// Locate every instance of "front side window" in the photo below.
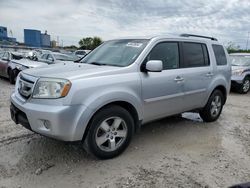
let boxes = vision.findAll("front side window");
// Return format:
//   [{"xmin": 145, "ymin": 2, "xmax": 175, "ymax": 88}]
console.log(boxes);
[
  {"xmin": 212, "ymin": 44, "xmax": 227, "ymax": 65},
  {"xmin": 145, "ymin": 42, "xmax": 179, "ymax": 70},
  {"xmin": 80, "ymin": 39, "xmax": 149, "ymax": 67},
  {"xmin": 182, "ymin": 42, "xmax": 209, "ymax": 68}
]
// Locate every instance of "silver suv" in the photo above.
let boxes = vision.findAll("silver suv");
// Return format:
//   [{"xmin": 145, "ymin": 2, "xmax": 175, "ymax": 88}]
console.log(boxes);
[
  {"xmin": 230, "ymin": 53, "xmax": 250, "ymax": 94},
  {"xmin": 10, "ymin": 34, "xmax": 231, "ymax": 159}
]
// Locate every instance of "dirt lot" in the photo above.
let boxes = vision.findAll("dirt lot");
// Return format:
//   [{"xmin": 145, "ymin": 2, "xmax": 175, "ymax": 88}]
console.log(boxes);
[{"xmin": 0, "ymin": 77, "xmax": 249, "ymax": 188}]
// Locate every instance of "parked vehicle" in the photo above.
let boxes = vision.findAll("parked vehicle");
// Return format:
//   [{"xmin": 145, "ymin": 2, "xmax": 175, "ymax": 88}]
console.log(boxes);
[
  {"xmin": 74, "ymin": 50, "xmax": 91, "ymax": 58},
  {"xmin": 230, "ymin": 53, "xmax": 250, "ymax": 93},
  {"xmin": 0, "ymin": 51, "xmax": 47, "ymax": 84},
  {"xmin": 38, "ymin": 52, "xmax": 78, "ymax": 64},
  {"xmin": 10, "ymin": 34, "xmax": 231, "ymax": 159}
]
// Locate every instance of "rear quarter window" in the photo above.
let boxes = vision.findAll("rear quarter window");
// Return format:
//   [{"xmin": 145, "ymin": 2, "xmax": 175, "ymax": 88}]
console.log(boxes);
[{"xmin": 212, "ymin": 44, "xmax": 227, "ymax": 65}]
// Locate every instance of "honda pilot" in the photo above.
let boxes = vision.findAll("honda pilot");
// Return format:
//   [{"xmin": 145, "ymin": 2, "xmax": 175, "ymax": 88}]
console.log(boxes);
[{"xmin": 10, "ymin": 34, "xmax": 231, "ymax": 159}]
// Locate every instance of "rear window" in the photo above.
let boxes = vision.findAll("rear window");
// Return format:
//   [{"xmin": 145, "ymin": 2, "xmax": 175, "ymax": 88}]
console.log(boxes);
[
  {"xmin": 212, "ymin": 44, "xmax": 227, "ymax": 65},
  {"xmin": 182, "ymin": 42, "xmax": 209, "ymax": 68}
]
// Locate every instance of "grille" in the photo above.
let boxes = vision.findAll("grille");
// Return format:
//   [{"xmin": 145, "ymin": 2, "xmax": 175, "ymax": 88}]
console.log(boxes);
[{"xmin": 18, "ymin": 74, "xmax": 35, "ymax": 99}]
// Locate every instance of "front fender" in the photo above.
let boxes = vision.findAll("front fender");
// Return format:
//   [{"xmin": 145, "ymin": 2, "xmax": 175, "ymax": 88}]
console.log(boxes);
[{"xmin": 71, "ymin": 90, "xmax": 143, "ymax": 141}]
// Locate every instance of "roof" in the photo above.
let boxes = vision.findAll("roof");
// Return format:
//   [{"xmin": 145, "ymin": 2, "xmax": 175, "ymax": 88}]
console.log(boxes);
[
  {"xmin": 229, "ymin": 53, "xmax": 250, "ymax": 56},
  {"xmin": 111, "ymin": 34, "xmax": 221, "ymax": 44}
]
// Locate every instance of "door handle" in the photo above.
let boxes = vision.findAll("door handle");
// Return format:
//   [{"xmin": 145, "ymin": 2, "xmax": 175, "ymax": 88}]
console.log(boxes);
[
  {"xmin": 174, "ymin": 76, "xmax": 184, "ymax": 82},
  {"xmin": 206, "ymin": 72, "xmax": 213, "ymax": 77}
]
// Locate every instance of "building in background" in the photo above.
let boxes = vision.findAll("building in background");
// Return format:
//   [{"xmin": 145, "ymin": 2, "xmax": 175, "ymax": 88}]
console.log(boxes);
[
  {"xmin": 24, "ymin": 29, "xmax": 51, "ymax": 48},
  {"xmin": 41, "ymin": 31, "xmax": 51, "ymax": 47},
  {"xmin": 24, "ymin": 29, "xmax": 41, "ymax": 47},
  {"xmin": 0, "ymin": 26, "xmax": 7, "ymax": 38},
  {"xmin": 51, "ymin": 40, "xmax": 57, "ymax": 48},
  {"xmin": 0, "ymin": 26, "xmax": 17, "ymax": 44}
]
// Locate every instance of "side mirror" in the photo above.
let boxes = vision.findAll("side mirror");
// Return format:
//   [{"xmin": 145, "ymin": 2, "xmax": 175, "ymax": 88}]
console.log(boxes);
[{"xmin": 145, "ymin": 60, "xmax": 163, "ymax": 72}]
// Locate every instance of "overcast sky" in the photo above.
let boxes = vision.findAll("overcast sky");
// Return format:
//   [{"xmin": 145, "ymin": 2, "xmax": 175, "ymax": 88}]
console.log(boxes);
[{"xmin": 0, "ymin": 0, "xmax": 250, "ymax": 47}]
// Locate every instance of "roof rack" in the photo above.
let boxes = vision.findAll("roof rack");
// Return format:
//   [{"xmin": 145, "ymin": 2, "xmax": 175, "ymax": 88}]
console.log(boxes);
[{"xmin": 180, "ymin": 34, "xmax": 218, "ymax": 41}]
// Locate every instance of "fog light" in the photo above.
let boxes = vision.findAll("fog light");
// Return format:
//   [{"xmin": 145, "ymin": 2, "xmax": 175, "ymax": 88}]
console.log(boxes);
[{"xmin": 43, "ymin": 120, "xmax": 51, "ymax": 129}]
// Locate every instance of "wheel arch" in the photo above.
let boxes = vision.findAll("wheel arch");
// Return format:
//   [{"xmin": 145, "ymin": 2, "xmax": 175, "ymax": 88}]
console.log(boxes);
[
  {"xmin": 81, "ymin": 100, "xmax": 141, "ymax": 142},
  {"xmin": 211, "ymin": 85, "xmax": 227, "ymax": 104}
]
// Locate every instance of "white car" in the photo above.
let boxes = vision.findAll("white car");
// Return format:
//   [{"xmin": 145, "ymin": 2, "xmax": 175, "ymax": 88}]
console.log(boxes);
[
  {"xmin": 74, "ymin": 50, "xmax": 91, "ymax": 58},
  {"xmin": 38, "ymin": 52, "xmax": 77, "ymax": 64}
]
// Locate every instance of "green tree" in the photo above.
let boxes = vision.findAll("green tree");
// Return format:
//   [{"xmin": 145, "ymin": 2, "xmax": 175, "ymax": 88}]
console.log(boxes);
[
  {"xmin": 78, "ymin": 36, "xmax": 103, "ymax": 50},
  {"xmin": 226, "ymin": 42, "xmax": 240, "ymax": 53}
]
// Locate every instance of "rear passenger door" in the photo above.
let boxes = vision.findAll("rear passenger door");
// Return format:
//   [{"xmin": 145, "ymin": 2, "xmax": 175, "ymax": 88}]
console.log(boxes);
[
  {"xmin": 180, "ymin": 42, "xmax": 212, "ymax": 110},
  {"xmin": 141, "ymin": 42, "xmax": 185, "ymax": 122}
]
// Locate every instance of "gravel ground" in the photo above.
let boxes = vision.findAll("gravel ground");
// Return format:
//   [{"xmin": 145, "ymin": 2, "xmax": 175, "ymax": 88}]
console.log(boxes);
[{"xmin": 0, "ymin": 77, "xmax": 250, "ymax": 188}]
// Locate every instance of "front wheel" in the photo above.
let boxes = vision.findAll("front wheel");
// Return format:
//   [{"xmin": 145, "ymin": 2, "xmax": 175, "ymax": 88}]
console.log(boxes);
[
  {"xmin": 199, "ymin": 90, "xmax": 224, "ymax": 122},
  {"xmin": 239, "ymin": 77, "xmax": 250, "ymax": 94},
  {"xmin": 84, "ymin": 105, "xmax": 134, "ymax": 159},
  {"xmin": 8, "ymin": 69, "xmax": 16, "ymax": 84}
]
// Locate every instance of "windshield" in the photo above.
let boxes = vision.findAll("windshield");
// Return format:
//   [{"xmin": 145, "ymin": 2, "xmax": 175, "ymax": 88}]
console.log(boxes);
[
  {"xmin": 230, "ymin": 55, "xmax": 250, "ymax": 66},
  {"xmin": 80, "ymin": 39, "xmax": 149, "ymax": 67},
  {"xmin": 53, "ymin": 54, "xmax": 77, "ymax": 61}
]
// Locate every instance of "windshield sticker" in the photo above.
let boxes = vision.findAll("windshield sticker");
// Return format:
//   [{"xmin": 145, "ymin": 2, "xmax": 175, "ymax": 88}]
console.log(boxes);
[{"xmin": 126, "ymin": 42, "xmax": 143, "ymax": 48}]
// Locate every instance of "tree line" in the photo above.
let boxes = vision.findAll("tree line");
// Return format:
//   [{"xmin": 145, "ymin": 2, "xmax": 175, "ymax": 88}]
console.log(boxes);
[{"xmin": 78, "ymin": 36, "xmax": 103, "ymax": 50}]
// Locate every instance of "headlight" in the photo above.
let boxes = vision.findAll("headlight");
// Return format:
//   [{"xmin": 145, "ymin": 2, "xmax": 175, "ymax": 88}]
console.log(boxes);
[
  {"xmin": 232, "ymin": 69, "xmax": 244, "ymax": 76},
  {"xmin": 33, "ymin": 78, "xmax": 71, "ymax": 99}
]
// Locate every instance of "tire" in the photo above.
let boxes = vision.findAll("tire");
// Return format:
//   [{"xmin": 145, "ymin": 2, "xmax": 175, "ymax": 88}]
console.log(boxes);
[
  {"xmin": 239, "ymin": 77, "xmax": 250, "ymax": 94},
  {"xmin": 84, "ymin": 105, "xmax": 134, "ymax": 159},
  {"xmin": 8, "ymin": 69, "xmax": 16, "ymax": 85},
  {"xmin": 199, "ymin": 90, "xmax": 224, "ymax": 122}
]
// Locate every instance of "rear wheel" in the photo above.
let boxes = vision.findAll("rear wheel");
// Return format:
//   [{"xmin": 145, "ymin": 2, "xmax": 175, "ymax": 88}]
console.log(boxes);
[
  {"xmin": 239, "ymin": 77, "xmax": 250, "ymax": 94},
  {"xmin": 199, "ymin": 90, "xmax": 224, "ymax": 122},
  {"xmin": 84, "ymin": 105, "xmax": 134, "ymax": 159}
]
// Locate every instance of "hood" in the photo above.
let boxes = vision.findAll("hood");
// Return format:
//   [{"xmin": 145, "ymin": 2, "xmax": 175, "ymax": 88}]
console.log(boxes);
[
  {"xmin": 231, "ymin": 65, "xmax": 250, "ymax": 71},
  {"xmin": 55, "ymin": 60, "xmax": 74, "ymax": 64},
  {"xmin": 22, "ymin": 63, "xmax": 122, "ymax": 80},
  {"xmin": 13, "ymin": 59, "xmax": 48, "ymax": 68}
]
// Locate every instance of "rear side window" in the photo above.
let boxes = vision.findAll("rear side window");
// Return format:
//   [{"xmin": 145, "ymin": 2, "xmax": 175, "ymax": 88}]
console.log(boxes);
[
  {"xmin": 212, "ymin": 44, "xmax": 227, "ymax": 65},
  {"xmin": 146, "ymin": 42, "xmax": 179, "ymax": 70},
  {"xmin": 182, "ymin": 42, "xmax": 209, "ymax": 68}
]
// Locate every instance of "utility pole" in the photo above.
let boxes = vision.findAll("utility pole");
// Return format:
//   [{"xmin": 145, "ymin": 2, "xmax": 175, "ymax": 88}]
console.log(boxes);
[{"xmin": 246, "ymin": 32, "xmax": 250, "ymax": 51}]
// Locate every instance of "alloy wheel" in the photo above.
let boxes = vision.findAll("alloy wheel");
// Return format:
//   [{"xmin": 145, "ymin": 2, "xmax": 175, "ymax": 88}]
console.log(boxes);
[
  {"xmin": 95, "ymin": 117, "xmax": 128, "ymax": 152},
  {"xmin": 210, "ymin": 95, "xmax": 222, "ymax": 117},
  {"xmin": 243, "ymin": 79, "xmax": 250, "ymax": 93}
]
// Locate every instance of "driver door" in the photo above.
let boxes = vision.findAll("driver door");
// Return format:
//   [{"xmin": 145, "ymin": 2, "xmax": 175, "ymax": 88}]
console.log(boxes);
[{"xmin": 141, "ymin": 42, "xmax": 185, "ymax": 122}]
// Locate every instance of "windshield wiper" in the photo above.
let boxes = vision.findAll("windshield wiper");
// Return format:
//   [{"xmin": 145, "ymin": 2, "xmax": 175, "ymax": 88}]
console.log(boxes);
[{"xmin": 89, "ymin": 62, "xmax": 110, "ymax": 66}]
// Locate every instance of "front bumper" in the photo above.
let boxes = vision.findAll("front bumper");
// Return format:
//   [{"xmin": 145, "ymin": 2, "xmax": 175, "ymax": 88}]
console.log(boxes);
[
  {"xmin": 231, "ymin": 75, "xmax": 244, "ymax": 84},
  {"xmin": 10, "ymin": 93, "xmax": 92, "ymax": 141}
]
